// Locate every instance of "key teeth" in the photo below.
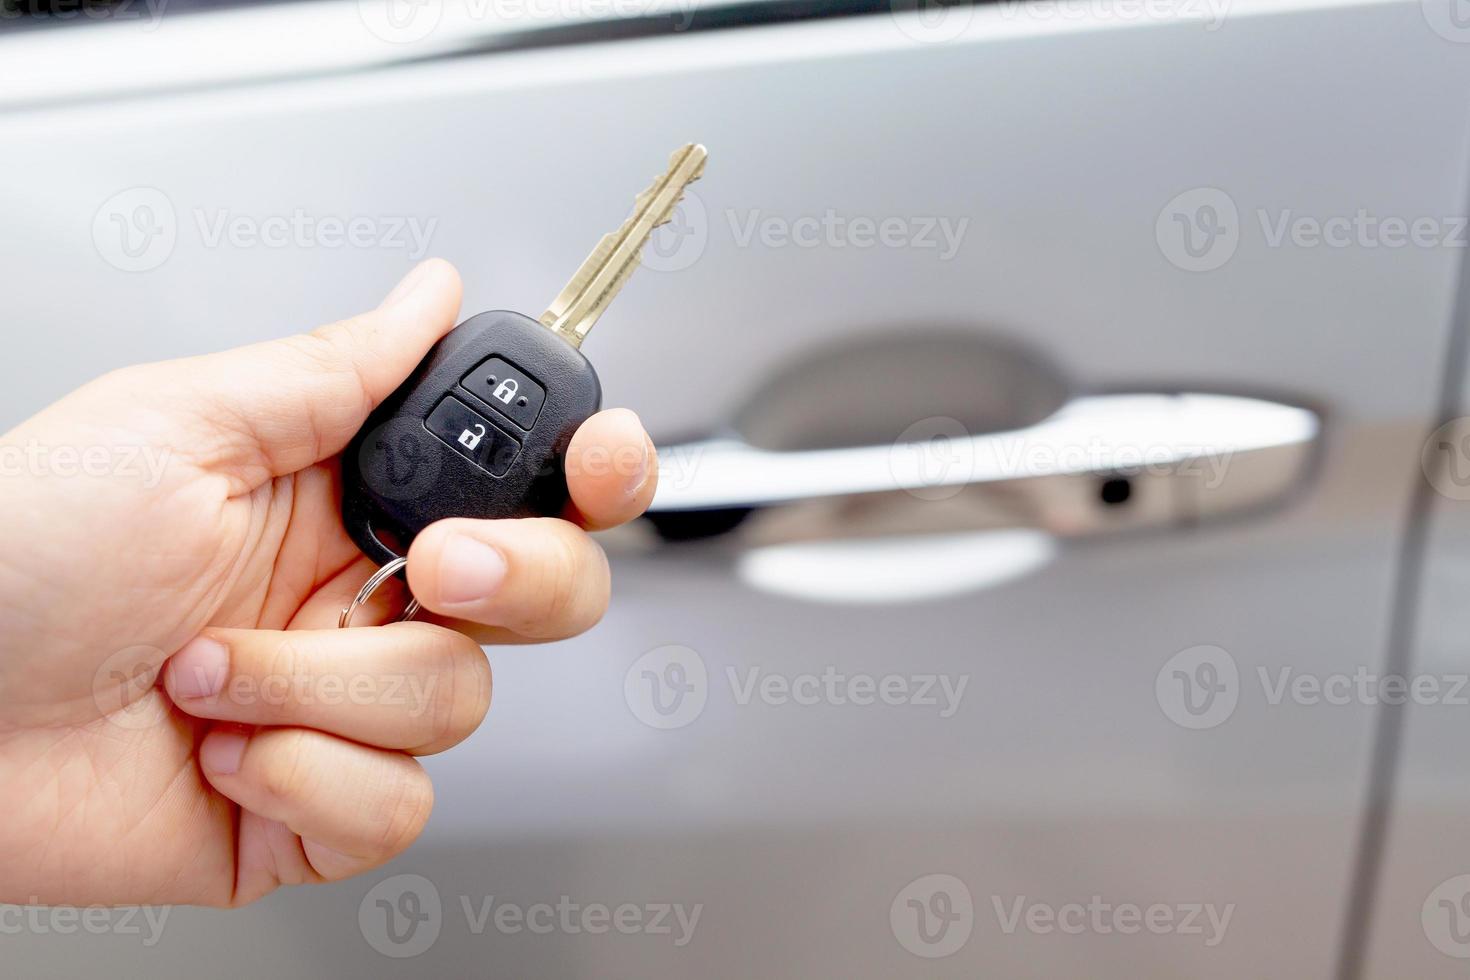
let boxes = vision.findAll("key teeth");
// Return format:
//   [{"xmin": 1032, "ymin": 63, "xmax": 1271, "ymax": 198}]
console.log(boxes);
[
  {"xmin": 543, "ymin": 142, "xmax": 707, "ymax": 340},
  {"xmin": 631, "ymin": 189, "xmax": 689, "ymax": 228}
]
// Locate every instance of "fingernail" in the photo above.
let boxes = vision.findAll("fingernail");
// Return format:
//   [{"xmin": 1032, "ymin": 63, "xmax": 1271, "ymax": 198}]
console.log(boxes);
[
  {"xmin": 627, "ymin": 436, "xmax": 653, "ymax": 498},
  {"xmin": 607, "ymin": 408, "xmax": 650, "ymax": 497},
  {"xmin": 168, "ymin": 636, "xmax": 228, "ymax": 700},
  {"xmin": 629, "ymin": 437, "xmax": 652, "ymax": 499},
  {"xmin": 439, "ymin": 534, "xmax": 509, "ymax": 605},
  {"xmin": 201, "ymin": 730, "xmax": 249, "ymax": 776},
  {"xmin": 379, "ymin": 261, "xmax": 433, "ymax": 310}
]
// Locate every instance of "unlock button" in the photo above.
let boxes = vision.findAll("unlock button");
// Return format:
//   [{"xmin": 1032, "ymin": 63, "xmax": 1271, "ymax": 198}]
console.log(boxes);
[
  {"xmin": 426, "ymin": 396, "xmax": 519, "ymax": 476},
  {"xmin": 461, "ymin": 356, "xmax": 546, "ymax": 431}
]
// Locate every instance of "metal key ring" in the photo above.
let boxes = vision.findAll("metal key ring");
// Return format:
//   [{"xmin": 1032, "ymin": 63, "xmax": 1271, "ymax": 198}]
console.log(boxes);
[{"xmin": 339, "ymin": 557, "xmax": 421, "ymax": 629}]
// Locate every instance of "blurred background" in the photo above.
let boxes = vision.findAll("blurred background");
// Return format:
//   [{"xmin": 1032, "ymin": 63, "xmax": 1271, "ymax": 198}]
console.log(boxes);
[{"xmin": 4, "ymin": 0, "xmax": 1470, "ymax": 975}]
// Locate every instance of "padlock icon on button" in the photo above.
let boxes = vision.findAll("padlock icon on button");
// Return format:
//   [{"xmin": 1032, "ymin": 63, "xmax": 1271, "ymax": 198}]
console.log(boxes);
[
  {"xmin": 493, "ymin": 378, "xmax": 519, "ymax": 404},
  {"xmin": 457, "ymin": 423, "xmax": 486, "ymax": 450}
]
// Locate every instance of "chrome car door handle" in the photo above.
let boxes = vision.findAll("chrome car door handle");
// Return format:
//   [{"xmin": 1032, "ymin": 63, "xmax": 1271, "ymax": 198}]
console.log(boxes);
[{"xmin": 646, "ymin": 393, "xmax": 1321, "ymax": 544}]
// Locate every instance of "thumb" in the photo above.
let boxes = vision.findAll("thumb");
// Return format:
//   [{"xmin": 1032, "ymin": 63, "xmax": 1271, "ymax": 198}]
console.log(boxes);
[{"xmin": 172, "ymin": 259, "xmax": 463, "ymax": 488}]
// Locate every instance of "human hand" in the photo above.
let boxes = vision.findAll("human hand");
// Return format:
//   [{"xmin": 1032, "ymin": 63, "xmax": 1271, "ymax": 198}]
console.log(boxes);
[{"xmin": 0, "ymin": 259, "xmax": 655, "ymax": 907}]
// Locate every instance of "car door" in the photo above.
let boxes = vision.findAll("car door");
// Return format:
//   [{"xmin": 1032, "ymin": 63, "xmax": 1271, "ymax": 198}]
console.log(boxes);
[{"xmin": 1, "ymin": 0, "xmax": 1466, "ymax": 977}]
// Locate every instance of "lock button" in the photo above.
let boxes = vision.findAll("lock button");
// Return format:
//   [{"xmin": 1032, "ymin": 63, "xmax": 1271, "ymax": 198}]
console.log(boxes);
[
  {"xmin": 460, "ymin": 356, "xmax": 546, "ymax": 431},
  {"xmin": 425, "ymin": 396, "xmax": 520, "ymax": 476}
]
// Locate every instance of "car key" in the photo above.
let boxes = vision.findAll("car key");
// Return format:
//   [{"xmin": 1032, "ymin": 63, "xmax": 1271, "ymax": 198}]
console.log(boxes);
[{"xmin": 338, "ymin": 143, "xmax": 707, "ymax": 625}]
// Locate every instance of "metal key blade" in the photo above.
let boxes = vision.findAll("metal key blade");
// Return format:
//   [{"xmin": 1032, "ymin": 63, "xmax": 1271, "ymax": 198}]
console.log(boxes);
[{"xmin": 539, "ymin": 142, "xmax": 707, "ymax": 348}]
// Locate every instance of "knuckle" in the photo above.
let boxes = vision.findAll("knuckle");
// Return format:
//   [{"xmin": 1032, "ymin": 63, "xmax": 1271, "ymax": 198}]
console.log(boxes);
[
  {"xmin": 521, "ymin": 527, "xmax": 601, "ymax": 636},
  {"xmin": 257, "ymin": 730, "xmax": 317, "ymax": 804},
  {"xmin": 278, "ymin": 330, "xmax": 343, "ymax": 376},
  {"xmin": 281, "ymin": 329, "xmax": 374, "ymax": 412},
  {"xmin": 261, "ymin": 636, "xmax": 307, "ymax": 704}
]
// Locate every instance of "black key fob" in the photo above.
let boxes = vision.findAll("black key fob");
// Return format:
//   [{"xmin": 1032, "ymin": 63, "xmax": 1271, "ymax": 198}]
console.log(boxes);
[
  {"xmin": 342, "ymin": 310, "xmax": 601, "ymax": 565},
  {"xmin": 340, "ymin": 142, "xmax": 706, "ymax": 571}
]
